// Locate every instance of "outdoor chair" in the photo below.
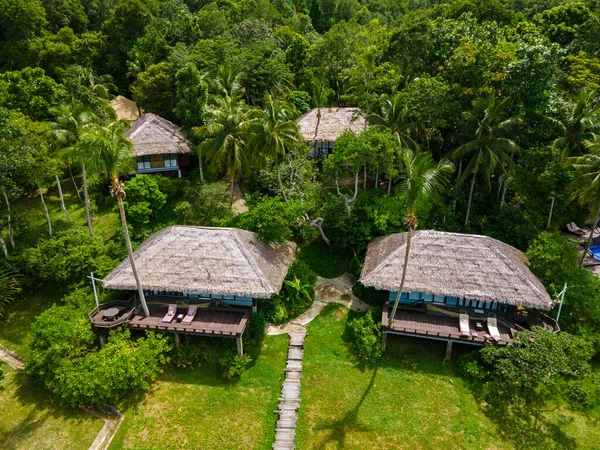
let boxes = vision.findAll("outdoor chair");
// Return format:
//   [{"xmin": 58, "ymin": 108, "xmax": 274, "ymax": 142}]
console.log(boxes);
[
  {"xmin": 487, "ymin": 317, "xmax": 502, "ymax": 342},
  {"xmin": 459, "ymin": 313, "xmax": 471, "ymax": 338},
  {"xmin": 567, "ymin": 222, "xmax": 586, "ymax": 235},
  {"xmin": 162, "ymin": 304, "xmax": 177, "ymax": 323},
  {"xmin": 182, "ymin": 304, "xmax": 197, "ymax": 325}
]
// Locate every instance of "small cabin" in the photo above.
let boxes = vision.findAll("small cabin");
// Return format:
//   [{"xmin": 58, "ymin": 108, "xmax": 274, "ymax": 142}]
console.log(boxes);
[
  {"xmin": 297, "ymin": 107, "xmax": 366, "ymax": 159},
  {"xmin": 126, "ymin": 113, "xmax": 192, "ymax": 177},
  {"xmin": 359, "ymin": 230, "xmax": 558, "ymax": 355},
  {"xmin": 89, "ymin": 226, "xmax": 296, "ymax": 353}
]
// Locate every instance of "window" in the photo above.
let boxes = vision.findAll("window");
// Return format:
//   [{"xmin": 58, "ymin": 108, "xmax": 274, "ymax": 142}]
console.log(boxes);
[
  {"xmin": 164, "ymin": 153, "xmax": 178, "ymax": 168},
  {"xmin": 137, "ymin": 156, "xmax": 151, "ymax": 170}
]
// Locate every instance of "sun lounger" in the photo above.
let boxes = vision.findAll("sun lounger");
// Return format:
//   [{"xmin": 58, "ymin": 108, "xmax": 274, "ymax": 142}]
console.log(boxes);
[
  {"xmin": 161, "ymin": 304, "xmax": 177, "ymax": 323},
  {"xmin": 181, "ymin": 304, "xmax": 197, "ymax": 325},
  {"xmin": 487, "ymin": 317, "xmax": 502, "ymax": 342},
  {"xmin": 459, "ymin": 314, "xmax": 471, "ymax": 338},
  {"xmin": 567, "ymin": 222, "xmax": 586, "ymax": 235}
]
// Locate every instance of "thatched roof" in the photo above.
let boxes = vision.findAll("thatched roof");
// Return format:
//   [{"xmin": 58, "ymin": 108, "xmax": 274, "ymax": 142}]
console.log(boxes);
[
  {"xmin": 103, "ymin": 226, "xmax": 297, "ymax": 298},
  {"xmin": 110, "ymin": 96, "xmax": 141, "ymax": 121},
  {"xmin": 360, "ymin": 230, "xmax": 553, "ymax": 310},
  {"xmin": 126, "ymin": 113, "xmax": 191, "ymax": 157},
  {"xmin": 297, "ymin": 107, "xmax": 366, "ymax": 142}
]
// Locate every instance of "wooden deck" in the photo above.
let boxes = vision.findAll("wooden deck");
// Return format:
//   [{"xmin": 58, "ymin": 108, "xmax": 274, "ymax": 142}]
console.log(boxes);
[
  {"xmin": 90, "ymin": 303, "xmax": 250, "ymax": 338},
  {"xmin": 382, "ymin": 304, "xmax": 514, "ymax": 345}
]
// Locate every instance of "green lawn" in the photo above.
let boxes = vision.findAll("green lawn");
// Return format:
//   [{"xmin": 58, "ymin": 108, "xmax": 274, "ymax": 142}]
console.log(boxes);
[
  {"xmin": 0, "ymin": 364, "xmax": 104, "ymax": 450},
  {"xmin": 110, "ymin": 334, "xmax": 289, "ymax": 450},
  {"xmin": 296, "ymin": 304, "xmax": 600, "ymax": 450}
]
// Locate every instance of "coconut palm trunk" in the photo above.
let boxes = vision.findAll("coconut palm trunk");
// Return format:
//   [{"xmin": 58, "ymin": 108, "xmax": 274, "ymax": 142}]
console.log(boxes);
[
  {"xmin": 38, "ymin": 185, "xmax": 52, "ymax": 236},
  {"xmin": 55, "ymin": 175, "xmax": 72, "ymax": 221},
  {"xmin": 68, "ymin": 164, "xmax": 82, "ymax": 201},
  {"xmin": 464, "ymin": 171, "xmax": 477, "ymax": 228},
  {"xmin": 0, "ymin": 234, "xmax": 7, "ymax": 257},
  {"xmin": 1, "ymin": 187, "xmax": 14, "ymax": 250},
  {"xmin": 389, "ymin": 223, "xmax": 414, "ymax": 327},
  {"xmin": 114, "ymin": 179, "xmax": 150, "ymax": 316},
  {"xmin": 580, "ymin": 205, "xmax": 600, "ymax": 268},
  {"xmin": 547, "ymin": 196, "xmax": 555, "ymax": 230},
  {"xmin": 81, "ymin": 162, "xmax": 94, "ymax": 236},
  {"xmin": 274, "ymin": 152, "xmax": 287, "ymax": 201}
]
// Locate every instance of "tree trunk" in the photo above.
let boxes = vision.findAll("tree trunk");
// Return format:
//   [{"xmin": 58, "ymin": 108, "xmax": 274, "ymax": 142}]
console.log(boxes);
[
  {"xmin": 464, "ymin": 171, "xmax": 476, "ymax": 228},
  {"xmin": 39, "ymin": 185, "xmax": 52, "ymax": 236},
  {"xmin": 2, "ymin": 187, "xmax": 14, "ymax": 250},
  {"xmin": 375, "ymin": 170, "xmax": 379, "ymax": 189},
  {"xmin": 275, "ymin": 151, "xmax": 287, "ymax": 201},
  {"xmin": 55, "ymin": 175, "xmax": 72, "ymax": 222},
  {"xmin": 198, "ymin": 154, "xmax": 204, "ymax": 182},
  {"xmin": 117, "ymin": 195, "xmax": 150, "ymax": 316},
  {"xmin": 363, "ymin": 164, "xmax": 367, "ymax": 189},
  {"xmin": 453, "ymin": 160, "xmax": 462, "ymax": 214},
  {"xmin": 387, "ymin": 177, "xmax": 392, "ymax": 195},
  {"xmin": 344, "ymin": 171, "xmax": 359, "ymax": 217},
  {"xmin": 230, "ymin": 178, "xmax": 235, "ymax": 205},
  {"xmin": 305, "ymin": 215, "xmax": 330, "ymax": 246},
  {"xmin": 389, "ymin": 226, "xmax": 414, "ymax": 326},
  {"xmin": 0, "ymin": 233, "xmax": 7, "ymax": 257},
  {"xmin": 500, "ymin": 177, "xmax": 508, "ymax": 209},
  {"xmin": 68, "ymin": 163, "xmax": 82, "ymax": 201},
  {"xmin": 547, "ymin": 196, "xmax": 555, "ymax": 231},
  {"xmin": 82, "ymin": 163, "xmax": 94, "ymax": 236},
  {"xmin": 579, "ymin": 206, "xmax": 600, "ymax": 268}
]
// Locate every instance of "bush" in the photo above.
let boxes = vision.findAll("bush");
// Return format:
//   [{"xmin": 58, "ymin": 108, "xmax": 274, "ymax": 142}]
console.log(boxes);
[
  {"xmin": 123, "ymin": 175, "xmax": 167, "ymax": 237},
  {"xmin": 172, "ymin": 344, "xmax": 208, "ymax": 369},
  {"xmin": 180, "ymin": 181, "xmax": 233, "ymax": 226},
  {"xmin": 219, "ymin": 353, "xmax": 252, "ymax": 380},
  {"xmin": 17, "ymin": 228, "xmax": 120, "ymax": 292},
  {"xmin": 248, "ymin": 312, "xmax": 266, "ymax": 340},
  {"xmin": 27, "ymin": 304, "xmax": 171, "ymax": 406},
  {"xmin": 348, "ymin": 309, "xmax": 382, "ymax": 364}
]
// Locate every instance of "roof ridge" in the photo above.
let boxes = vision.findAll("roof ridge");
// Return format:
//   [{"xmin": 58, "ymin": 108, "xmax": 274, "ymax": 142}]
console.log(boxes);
[{"xmin": 230, "ymin": 229, "xmax": 275, "ymax": 293}]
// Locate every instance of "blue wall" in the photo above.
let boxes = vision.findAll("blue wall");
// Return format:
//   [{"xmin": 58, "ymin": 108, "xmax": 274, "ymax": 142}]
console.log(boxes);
[
  {"xmin": 387, "ymin": 291, "xmax": 509, "ymax": 312},
  {"xmin": 150, "ymin": 290, "xmax": 254, "ymax": 307}
]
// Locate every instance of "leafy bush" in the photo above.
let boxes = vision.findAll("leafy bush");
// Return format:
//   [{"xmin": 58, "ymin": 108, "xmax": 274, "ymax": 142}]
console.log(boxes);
[
  {"xmin": 348, "ymin": 309, "xmax": 382, "ymax": 364},
  {"xmin": 17, "ymin": 228, "xmax": 120, "ymax": 291},
  {"xmin": 289, "ymin": 90, "xmax": 311, "ymax": 113},
  {"xmin": 248, "ymin": 312, "xmax": 266, "ymax": 339},
  {"xmin": 172, "ymin": 344, "xmax": 208, "ymax": 369},
  {"xmin": 219, "ymin": 353, "xmax": 252, "ymax": 380},
  {"xmin": 179, "ymin": 181, "xmax": 233, "ymax": 225},
  {"xmin": 458, "ymin": 329, "xmax": 594, "ymax": 409},
  {"xmin": 123, "ymin": 175, "xmax": 167, "ymax": 238}
]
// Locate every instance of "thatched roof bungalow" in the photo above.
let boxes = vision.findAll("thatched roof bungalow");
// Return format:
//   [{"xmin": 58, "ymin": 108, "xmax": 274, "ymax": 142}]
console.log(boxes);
[
  {"xmin": 127, "ymin": 113, "xmax": 192, "ymax": 177},
  {"xmin": 360, "ymin": 230, "xmax": 557, "ymax": 351},
  {"xmin": 297, "ymin": 107, "xmax": 366, "ymax": 158},
  {"xmin": 90, "ymin": 226, "xmax": 296, "ymax": 353}
]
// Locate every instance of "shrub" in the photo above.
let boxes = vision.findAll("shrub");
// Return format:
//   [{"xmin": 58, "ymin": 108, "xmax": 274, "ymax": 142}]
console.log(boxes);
[
  {"xmin": 123, "ymin": 175, "xmax": 167, "ymax": 237},
  {"xmin": 348, "ymin": 309, "xmax": 382, "ymax": 364},
  {"xmin": 17, "ymin": 228, "xmax": 119, "ymax": 291},
  {"xmin": 248, "ymin": 312, "xmax": 266, "ymax": 339},
  {"xmin": 27, "ymin": 304, "xmax": 171, "ymax": 406},
  {"xmin": 180, "ymin": 181, "xmax": 233, "ymax": 225},
  {"xmin": 172, "ymin": 344, "xmax": 207, "ymax": 369},
  {"xmin": 219, "ymin": 353, "xmax": 252, "ymax": 380}
]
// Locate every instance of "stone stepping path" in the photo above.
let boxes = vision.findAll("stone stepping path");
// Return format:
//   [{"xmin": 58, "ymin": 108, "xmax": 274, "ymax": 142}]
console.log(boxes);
[{"xmin": 273, "ymin": 328, "xmax": 306, "ymax": 450}]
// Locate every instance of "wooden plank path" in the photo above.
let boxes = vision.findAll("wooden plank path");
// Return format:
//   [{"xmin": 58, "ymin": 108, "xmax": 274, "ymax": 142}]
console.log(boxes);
[{"xmin": 273, "ymin": 328, "xmax": 306, "ymax": 450}]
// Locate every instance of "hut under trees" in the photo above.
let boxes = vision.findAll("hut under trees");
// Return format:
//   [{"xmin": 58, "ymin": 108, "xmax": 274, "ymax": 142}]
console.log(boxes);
[
  {"xmin": 359, "ymin": 230, "xmax": 558, "ymax": 357},
  {"xmin": 127, "ymin": 113, "xmax": 191, "ymax": 177},
  {"xmin": 297, "ymin": 107, "xmax": 366, "ymax": 159},
  {"xmin": 89, "ymin": 226, "xmax": 296, "ymax": 353}
]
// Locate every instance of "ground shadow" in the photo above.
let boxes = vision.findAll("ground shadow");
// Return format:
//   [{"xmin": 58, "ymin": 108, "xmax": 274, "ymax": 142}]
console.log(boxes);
[{"xmin": 313, "ymin": 367, "xmax": 378, "ymax": 449}]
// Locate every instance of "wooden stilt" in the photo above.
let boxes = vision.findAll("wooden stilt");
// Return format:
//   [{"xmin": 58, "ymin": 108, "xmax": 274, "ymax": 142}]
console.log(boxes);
[
  {"xmin": 237, "ymin": 337, "xmax": 244, "ymax": 355},
  {"xmin": 445, "ymin": 341, "xmax": 453, "ymax": 361},
  {"xmin": 174, "ymin": 333, "xmax": 181, "ymax": 347},
  {"xmin": 98, "ymin": 335, "xmax": 106, "ymax": 348},
  {"xmin": 382, "ymin": 332, "xmax": 387, "ymax": 352}
]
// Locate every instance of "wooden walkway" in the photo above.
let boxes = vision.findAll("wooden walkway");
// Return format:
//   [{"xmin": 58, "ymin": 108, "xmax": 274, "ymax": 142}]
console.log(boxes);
[{"xmin": 273, "ymin": 328, "xmax": 306, "ymax": 450}]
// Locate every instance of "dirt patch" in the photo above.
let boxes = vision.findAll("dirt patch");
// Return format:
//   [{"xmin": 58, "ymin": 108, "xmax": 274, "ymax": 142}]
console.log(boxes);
[{"xmin": 334, "ymin": 308, "xmax": 348, "ymax": 320}]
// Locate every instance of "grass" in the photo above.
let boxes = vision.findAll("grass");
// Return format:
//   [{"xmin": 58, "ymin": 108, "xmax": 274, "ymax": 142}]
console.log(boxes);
[
  {"xmin": 298, "ymin": 240, "xmax": 353, "ymax": 279},
  {"xmin": 0, "ymin": 364, "xmax": 104, "ymax": 450},
  {"xmin": 110, "ymin": 334, "xmax": 289, "ymax": 450},
  {"xmin": 296, "ymin": 304, "xmax": 600, "ymax": 450}
]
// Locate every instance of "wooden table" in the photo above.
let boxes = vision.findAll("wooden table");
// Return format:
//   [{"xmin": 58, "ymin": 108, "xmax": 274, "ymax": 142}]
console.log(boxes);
[{"xmin": 102, "ymin": 307, "xmax": 120, "ymax": 321}]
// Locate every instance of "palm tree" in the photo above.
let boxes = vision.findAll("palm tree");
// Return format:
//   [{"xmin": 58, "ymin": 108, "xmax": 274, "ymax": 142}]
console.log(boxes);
[
  {"xmin": 367, "ymin": 93, "xmax": 421, "ymax": 193},
  {"xmin": 212, "ymin": 63, "xmax": 244, "ymax": 99},
  {"xmin": 80, "ymin": 122, "xmax": 150, "ymax": 317},
  {"xmin": 47, "ymin": 103, "xmax": 96, "ymax": 235},
  {"xmin": 570, "ymin": 136, "xmax": 600, "ymax": 267},
  {"xmin": 197, "ymin": 95, "xmax": 251, "ymax": 204},
  {"xmin": 452, "ymin": 96, "xmax": 521, "ymax": 228},
  {"xmin": 66, "ymin": 65, "xmax": 117, "ymax": 101},
  {"xmin": 0, "ymin": 262, "xmax": 21, "ymax": 318},
  {"xmin": 551, "ymin": 88, "xmax": 600, "ymax": 157},
  {"xmin": 388, "ymin": 149, "xmax": 454, "ymax": 326},
  {"xmin": 248, "ymin": 93, "xmax": 300, "ymax": 200}
]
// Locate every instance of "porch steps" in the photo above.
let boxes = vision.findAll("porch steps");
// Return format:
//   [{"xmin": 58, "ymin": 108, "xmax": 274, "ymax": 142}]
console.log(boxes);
[{"xmin": 273, "ymin": 329, "xmax": 307, "ymax": 450}]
